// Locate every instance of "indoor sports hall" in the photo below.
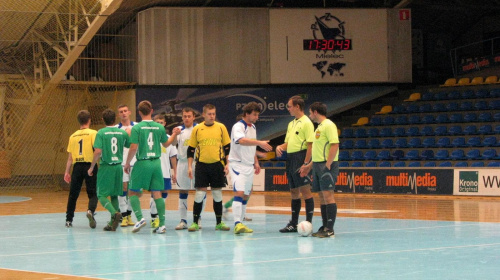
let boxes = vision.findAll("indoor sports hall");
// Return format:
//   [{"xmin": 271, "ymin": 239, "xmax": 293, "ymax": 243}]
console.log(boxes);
[{"xmin": 1, "ymin": 0, "xmax": 499, "ymax": 279}]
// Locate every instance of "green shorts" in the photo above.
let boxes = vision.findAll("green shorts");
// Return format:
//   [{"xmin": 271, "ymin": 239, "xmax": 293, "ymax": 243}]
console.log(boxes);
[
  {"xmin": 97, "ymin": 164, "xmax": 123, "ymax": 197},
  {"xmin": 129, "ymin": 159, "xmax": 163, "ymax": 192}
]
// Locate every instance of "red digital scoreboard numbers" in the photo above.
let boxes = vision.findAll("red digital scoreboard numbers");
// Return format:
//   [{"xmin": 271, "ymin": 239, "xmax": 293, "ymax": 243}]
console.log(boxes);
[{"xmin": 303, "ymin": 39, "xmax": 352, "ymax": 51}]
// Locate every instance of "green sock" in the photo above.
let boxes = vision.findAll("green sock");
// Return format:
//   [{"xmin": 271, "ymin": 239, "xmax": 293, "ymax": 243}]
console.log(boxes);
[
  {"xmin": 98, "ymin": 196, "xmax": 116, "ymax": 215},
  {"xmin": 129, "ymin": 195, "xmax": 143, "ymax": 220},
  {"xmin": 224, "ymin": 197, "xmax": 234, "ymax": 209},
  {"xmin": 154, "ymin": 198, "xmax": 166, "ymax": 227},
  {"xmin": 111, "ymin": 196, "xmax": 119, "ymax": 212}
]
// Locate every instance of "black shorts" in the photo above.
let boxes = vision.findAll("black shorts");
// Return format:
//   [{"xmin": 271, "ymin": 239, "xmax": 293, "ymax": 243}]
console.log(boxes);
[
  {"xmin": 194, "ymin": 161, "xmax": 226, "ymax": 189},
  {"xmin": 286, "ymin": 150, "xmax": 312, "ymax": 189},
  {"xmin": 312, "ymin": 161, "xmax": 339, "ymax": 192}
]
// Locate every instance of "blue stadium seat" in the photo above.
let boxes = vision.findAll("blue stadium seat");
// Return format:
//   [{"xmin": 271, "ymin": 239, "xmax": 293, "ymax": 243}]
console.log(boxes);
[
  {"xmin": 461, "ymin": 90, "xmax": 474, "ymax": 99},
  {"xmin": 475, "ymin": 89, "xmax": 489, "ymax": 98},
  {"xmin": 452, "ymin": 137, "xmax": 467, "ymax": 147},
  {"xmin": 339, "ymin": 161, "xmax": 349, "ymax": 167},
  {"xmin": 261, "ymin": 162, "xmax": 273, "ymax": 168},
  {"xmin": 368, "ymin": 139, "xmax": 381, "ymax": 149},
  {"xmin": 436, "ymin": 114, "xmax": 450, "ymax": 123},
  {"xmin": 435, "ymin": 150, "xmax": 450, "ymax": 160},
  {"xmin": 351, "ymin": 151, "xmax": 364, "ymax": 161},
  {"xmin": 434, "ymin": 126, "xmax": 448, "ymax": 136},
  {"xmin": 406, "ymin": 127, "xmax": 420, "ymax": 137},
  {"xmin": 379, "ymin": 161, "xmax": 392, "ymax": 167},
  {"xmin": 421, "ymin": 126, "xmax": 434, "ymax": 136},
  {"xmin": 408, "ymin": 138, "xmax": 422, "ymax": 148},
  {"xmin": 455, "ymin": 162, "xmax": 468, "ymax": 167},
  {"xmin": 380, "ymin": 127, "xmax": 393, "ymax": 137},
  {"xmin": 395, "ymin": 115, "xmax": 408, "ymax": 125},
  {"xmin": 448, "ymin": 125, "xmax": 463, "ymax": 136},
  {"xmin": 459, "ymin": 101, "xmax": 473, "ymax": 111},
  {"xmin": 491, "ymin": 89, "xmax": 500, "ymax": 98},
  {"xmin": 482, "ymin": 149, "xmax": 498, "ymax": 160},
  {"xmin": 381, "ymin": 139, "xmax": 394, "ymax": 148},
  {"xmin": 451, "ymin": 149, "xmax": 466, "ymax": 160},
  {"xmin": 365, "ymin": 161, "xmax": 377, "ymax": 167},
  {"xmin": 464, "ymin": 113, "xmax": 477, "ymax": 122},
  {"xmin": 367, "ymin": 127, "xmax": 380, "ymax": 137},
  {"xmin": 393, "ymin": 127, "xmax": 406, "ymax": 137},
  {"xmin": 404, "ymin": 150, "xmax": 420, "ymax": 160},
  {"xmin": 391, "ymin": 150, "xmax": 405, "ymax": 160},
  {"xmin": 437, "ymin": 137, "xmax": 451, "ymax": 147},
  {"xmin": 464, "ymin": 125, "xmax": 478, "ymax": 135},
  {"xmin": 495, "ymin": 125, "xmax": 500, "ymax": 134},
  {"xmin": 435, "ymin": 92, "xmax": 447, "ymax": 100},
  {"xmin": 465, "ymin": 149, "xmax": 480, "ymax": 160},
  {"xmin": 487, "ymin": 162, "xmax": 500, "ymax": 167},
  {"xmin": 392, "ymin": 105, "xmax": 406, "ymax": 114},
  {"xmin": 424, "ymin": 162, "xmax": 436, "ymax": 167},
  {"xmin": 377, "ymin": 150, "xmax": 391, "ymax": 161},
  {"xmin": 339, "ymin": 151, "xmax": 351, "ymax": 161},
  {"xmin": 446, "ymin": 102, "xmax": 459, "ymax": 111},
  {"xmin": 354, "ymin": 139, "xmax": 368, "ymax": 149},
  {"xmin": 394, "ymin": 161, "xmax": 406, "ymax": 167},
  {"xmin": 438, "ymin": 161, "xmax": 452, "ymax": 167},
  {"xmin": 352, "ymin": 161, "xmax": 363, "ymax": 167},
  {"xmin": 275, "ymin": 162, "xmax": 286, "ymax": 167},
  {"xmin": 478, "ymin": 112, "xmax": 493, "ymax": 122},
  {"xmin": 471, "ymin": 162, "xmax": 485, "ymax": 167},
  {"xmin": 409, "ymin": 161, "xmax": 421, "ymax": 167},
  {"xmin": 341, "ymin": 139, "xmax": 354, "ymax": 149},
  {"xmin": 368, "ymin": 116, "xmax": 382, "ymax": 126},
  {"xmin": 421, "ymin": 115, "xmax": 436, "ymax": 124},
  {"xmin": 354, "ymin": 128, "xmax": 367, "ymax": 138},
  {"xmin": 479, "ymin": 125, "xmax": 493, "ymax": 135},
  {"xmin": 419, "ymin": 103, "xmax": 432, "ymax": 113},
  {"xmin": 363, "ymin": 150, "xmax": 377, "ymax": 161},
  {"xmin": 466, "ymin": 137, "xmax": 481, "ymax": 147},
  {"xmin": 422, "ymin": 92, "xmax": 434, "ymax": 101},
  {"xmin": 406, "ymin": 104, "xmax": 419, "ymax": 113},
  {"xmin": 449, "ymin": 113, "xmax": 463, "ymax": 123},
  {"xmin": 383, "ymin": 116, "xmax": 395, "ymax": 126},
  {"xmin": 341, "ymin": 128, "xmax": 354, "ymax": 138},
  {"xmin": 482, "ymin": 136, "xmax": 498, "ymax": 147},
  {"xmin": 421, "ymin": 150, "xmax": 435, "ymax": 160},
  {"xmin": 422, "ymin": 137, "xmax": 436, "ymax": 148},
  {"xmin": 475, "ymin": 100, "xmax": 488, "ymax": 111},
  {"xmin": 432, "ymin": 103, "xmax": 447, "ymax": 112},
  {"xmin": 447, "ymin": 91, "xmax": 460, "ymax": 99},
  {"xmin": 489, "ymin": 100, "xmax": 500, "ymax": 110},
  {"xmin": 408, "ymin": 115, "xmax": 421, "ymax": 124},
  {"xmin": 395, "ymin": 138, "xmax": 408, "ymax": 148}
]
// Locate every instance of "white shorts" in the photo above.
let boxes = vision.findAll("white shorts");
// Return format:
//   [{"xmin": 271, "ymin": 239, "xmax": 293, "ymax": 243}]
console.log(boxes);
[
  {"xmin": 122, "ymin": 166, "xmax": 133, "ymax": 183},
  {"xmin": 229, "ymin": 162, "xmax": 254, "ymax": 195},
  {"xmin": 176, "ymin": 160, "xmax": 195, "ymax": 190}
]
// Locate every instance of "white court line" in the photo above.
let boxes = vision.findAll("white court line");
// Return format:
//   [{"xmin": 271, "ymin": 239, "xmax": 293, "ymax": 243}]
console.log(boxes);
[
  {"xmin": 0, "ymin": 267, "xmax": 106, "ymax": 279},
  {"xmin": 87, "ymin": 242, "xmax": 500, "ymax": 277}
]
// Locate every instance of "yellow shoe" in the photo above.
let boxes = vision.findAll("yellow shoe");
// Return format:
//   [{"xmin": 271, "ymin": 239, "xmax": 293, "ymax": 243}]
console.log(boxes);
[
  {"xmin": 120, "ymin": 216, "xmax": 129, "ymax": 227},
  {"xmin": 127, "ymin": 215, "xmax": 135, "ymax": 226},
  {"xmin": 242, "ymin": 224, "xmax": 253, "ymax": 233},
  {"xmin": 151, "ymin": 217, "xmax": 160, "ymax": 228},
  {"xmin": 234, "ymin": 223, "xmax": 253, "ymax": 234}
]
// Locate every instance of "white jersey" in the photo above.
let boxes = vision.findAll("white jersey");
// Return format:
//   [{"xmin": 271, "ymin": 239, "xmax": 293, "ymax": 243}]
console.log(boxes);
[
  {"xmin": 160, "ymin": 134, "xmax": 178, "ymax": 178},
  {"xmin": 176, "ymin": 123, "xmax": 197, "ymax": 161},
  {"xmin": 116, "ymin": 122, "xmax": 137, "ymax": 166},
  {"xmin": 228, "ymin": 120, "xmax": 257, "ymax": 166}
]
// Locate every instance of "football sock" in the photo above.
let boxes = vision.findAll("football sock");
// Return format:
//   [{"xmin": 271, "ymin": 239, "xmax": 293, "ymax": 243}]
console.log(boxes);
[
  {"xmin": 98, "ymin": 196, "xmax": 115, "ymax": 215},
  {"xmin": 111, "ymin": 196, "xmax": 119, "ymax": 213},
  {"xmin": 291, "ymin": 199, "xmax": 301, "ymax": 225},
  {"xmin": 241, "ymin": 199, "xmax": 248, "ymax": 221},
  {"xmin": 305, "ymin": 197, "xmax": 314, "ymax": 223},
  {"xmin": 214, "ymin": 200, "xmax": 223, "ymax": 224},
  {"xmin": 179, "ymin": 193, "xmax": 188, "ymax": 222},
  {"xmin": 232, "ymin": 197, "xmax": 243, "ymax": 224},
  {"xmin": 154, "ymin": 198, "xmax": 166, "ymax": 227},
  {"xmin": 193, "ymin": 201, "xmax": 203, "ymax": 224},
  {"xmin": 326, "ymin": 203, "xmax": 338, "ymax": 230},
  {"xmin": 320, "ymin": 204, "xmax": 327, "ymax": 228},
  {"xmin": 129, "ymin": 195, "xmax": 143, "ymax": 221},
  {"xmin": 150, "ymin": 197, "xmax": 157, "ymax": 215},
  {"xmin": 224, "ymin": 198, "xmax": 234, "ymax": 209}
]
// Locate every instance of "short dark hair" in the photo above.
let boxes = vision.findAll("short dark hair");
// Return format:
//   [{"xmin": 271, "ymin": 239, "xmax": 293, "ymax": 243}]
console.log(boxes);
[
  {"xmin": 102, "ymin": 109, "xmax": 116, "ymax": 126},
  {"xmin": 309, "ymin": 102, "xmax": 327, "ymax": 116},
  {"xmin": 117, "ymin": 104, "xmax": 128, "ymax": 110},
  {"xmin": 182, "ymin": 107, "xmax": 196, "ymax": 116},
  {"xmin": 137, "ymin": 100, "xmax": 152, "ymax": 116},
  {"xmin": 289, "ymin": 95, "xmax": 305, "ymax": 111},
  {"xmin": 77, "ymin": 110, "xmax": 91, "ymax": 125},
  {"xmin": 242, "ymin": 102, "xmax": 261, "ymax": 117},
  {"xmin": 203, "ymin": 104, "xmax": 216, "ymax": 113}
]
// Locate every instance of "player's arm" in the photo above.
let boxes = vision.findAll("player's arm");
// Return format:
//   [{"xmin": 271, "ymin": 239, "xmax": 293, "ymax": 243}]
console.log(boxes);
[
  {"xmin": 88, "ymin": 148, "xmax": 102, "ymax": 176},
  {"xmin": 64, "ymin": 153, "xmax": 73, "ymax": 183},
  {"xmin": 187, "ymin": 145, "xmax": 196, "ymax": 179},
  {"xmin": 304, "ymin": 142, "xmax": 312, "ymax": 165},
  {"xmin": 253, "ymin": 155, "xmax": 261, "ymax": 175},
  {"xmin": 170, "ymin": 156, "xmax": 177, "ymax": 184},
  {"xmin": 162, "ymin": 128, "xmax": 180, "ymax": 147},
  {"xmin": 124, "ymin": 143, "xmax": 137, "ymax": 174},
  {"xmin": 276, "ymin": 142, "xmax": 288, "ymax": 157},
  {"xmin": 238, "ymin": 138, "xmax": 273, "ymax": 152},
  {"xmin": 326, "ymin": 143, "xmax": 339, "ymax": 170}
]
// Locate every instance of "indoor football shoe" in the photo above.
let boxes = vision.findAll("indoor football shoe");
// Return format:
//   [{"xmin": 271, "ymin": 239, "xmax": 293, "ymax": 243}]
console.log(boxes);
[
  {"xmin": 188, "ymin": 222, "xmax": 200, "ymax": 232},
  {"xmin": 215, "ymin": 222, "xmax": 230, "ymax": 231},
  {"xmin": 153, "ymin": 225, "xmax": 166, "ymax": 234},
  {"xmin": 111, "ymin": 212, "xmax": 122, "ymax": 231},
  {"xmin": 311, "ymin": 226, "xmax": 325, "ymax": 237},
  {"xmin": 279, "ymin": 222, "xmax": 297, "ymax": 233},
  {"xmin": 151, "ymin": 217, "xmax": 160, "ymax": 228},
  {"xmin": 132, "ymin": 218, "xmax": 146, "ymax": 233},
  {"xmin": 87, "ymin": 210, "xmax": 96, "ymax": 229},
  {"xmin": 175, "ymin": 220, "xmax": 188, "ymax": 230}
]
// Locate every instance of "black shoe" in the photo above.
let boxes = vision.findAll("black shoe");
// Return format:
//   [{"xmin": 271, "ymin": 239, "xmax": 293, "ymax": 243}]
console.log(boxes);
[
  {"xmin": 111, "ymin": 212, "xmax": 122, "ymax": 231},
  {"xmin": 316, "ymin": 228, "xmax": 335, "ymax": 238},
  {"xmin": 103, "ymin": 224, "xmax": 115, "ymax": 231},
  {"xmin": 279, "ymin": 223, "xmax": 297, "ymax": 233},
  {"xmin": 65, "ymin": 221, "xmax": 72, "ymax": 228},
  {"xmin": 87, "ymin": 210, "xmax": 96, "ymax": 229},
  {"xmin": 311, "ymin": 226, "xmax": 325, "ymax": 237}
]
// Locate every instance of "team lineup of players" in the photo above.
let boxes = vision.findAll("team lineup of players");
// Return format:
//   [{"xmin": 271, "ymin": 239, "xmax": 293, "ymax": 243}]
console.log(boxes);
[{"xmin": 64, "ymin": 95, "xmax": 340, "ymax": 238}]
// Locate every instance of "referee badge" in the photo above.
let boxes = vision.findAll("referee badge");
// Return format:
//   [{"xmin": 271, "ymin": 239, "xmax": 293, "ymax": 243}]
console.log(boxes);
[{"xmin": 315, "ymin": 131, "xmax": 321, "ymax": 139}]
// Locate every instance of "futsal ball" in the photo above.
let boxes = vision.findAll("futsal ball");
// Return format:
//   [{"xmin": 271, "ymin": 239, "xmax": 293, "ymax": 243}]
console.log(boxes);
[{"xmin": 297, "ymin": 221, "xmax": 313, "ymax": 237}]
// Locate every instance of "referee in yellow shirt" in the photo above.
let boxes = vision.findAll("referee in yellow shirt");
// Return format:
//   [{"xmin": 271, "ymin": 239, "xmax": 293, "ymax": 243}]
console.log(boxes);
[
  {"xmin": 64, "ymin": 110, "xmax": 98, "ymax": 229},
  {"xmin": 276, "ymin": 95, "xmax": 315, "ymax": 233}
]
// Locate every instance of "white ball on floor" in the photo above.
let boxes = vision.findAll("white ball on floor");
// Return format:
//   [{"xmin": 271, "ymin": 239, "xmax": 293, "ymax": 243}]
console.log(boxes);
[{"xmin": 297, "ymin": 221, "xmax": 313, "ymax": 237}]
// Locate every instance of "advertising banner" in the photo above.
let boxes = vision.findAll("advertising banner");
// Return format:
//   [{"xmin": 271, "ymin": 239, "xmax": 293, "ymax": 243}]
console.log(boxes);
[{"xmin": 453, "ymin": 169, "xmax": 500, "ymax": 196}]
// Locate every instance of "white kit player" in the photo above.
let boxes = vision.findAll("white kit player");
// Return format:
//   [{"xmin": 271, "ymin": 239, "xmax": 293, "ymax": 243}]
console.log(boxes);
[
  {"xmin": 173, "ymin": 107, "xmax": 206, "ymax": 230},
  {"xmin": 116, "ymin": 104, "xmax": 136, "ymax": 227},
  {"xmin": 227, "ymin": 102, "xmax": 272, "ymax": 234}
]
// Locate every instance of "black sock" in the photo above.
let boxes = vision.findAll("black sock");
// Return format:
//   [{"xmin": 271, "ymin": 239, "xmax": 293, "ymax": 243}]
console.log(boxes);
[
  {"xmin": 321, "ymin": 204, "xmax": 327, "ymax": 228},
  {"xmin": 214, "ymin": 200, "xmax": 223, "ymax": 224},
  {"xmin": 305, "ymin": 197, "xmax": 314, "ymax": 223},
  {"xmin": 326, "ymin": 203, "xmax": 338, "ymax": 231},
  {"xmin": 291, "ymin": 199, "xmax": 301, "ymax": 225},
  {"xmin": 126, "ymin": 210, "xmax": 132, "ymax": 216},
  {"xmin": 193, "ymin": 201, "xmax": 203, "ymax": 224},
  {"xmin": 151, "ymin": 214, "xmax": 158, "ymax": 218}
]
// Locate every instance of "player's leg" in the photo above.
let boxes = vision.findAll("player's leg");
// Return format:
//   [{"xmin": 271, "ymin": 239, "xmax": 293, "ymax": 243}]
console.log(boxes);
[
  {"xmin": 176, "ymin": 162, "xmax": 190, "ymax": 229},
  {"xmin": 150, "ymin": 193, "xmax": 159, "ymax": 228},
  {"xmin": 212, "ymin": 162, "xmax": 229, "ymax": 231},
  {"xmin": 189, "ymin": 162, "xmax": 207, "ymax": 231},
  {"xmin": 84, "ymin": 163, "xmax": 98, "ymax": 229},
  {"xmin": 65, "ymin": 163, "xmax": 85, "ymax": 227},
  {"xmin": 299, "ymin": 185, "xmax": 314, "ymax": 223},
  {"xmin": 150, "ymin": 165, "xmax": 167, "ymax": 234},
  {"xmin": 119, "ymin": 169, "xmax": 131, "ymax": 227},
  {"xmin": 315, "ymin": 162, "xmax": 338, "ymax": 238}
]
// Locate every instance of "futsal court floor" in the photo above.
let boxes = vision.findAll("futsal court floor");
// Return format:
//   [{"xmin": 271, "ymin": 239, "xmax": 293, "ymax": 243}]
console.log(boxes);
[{"xmin": 0, "ymin": 190, "xmax": 499, "ymax": 279}]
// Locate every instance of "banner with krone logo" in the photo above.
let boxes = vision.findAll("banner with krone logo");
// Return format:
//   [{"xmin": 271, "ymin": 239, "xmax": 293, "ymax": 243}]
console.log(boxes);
[{"xmin": 454, "ymin": 169, "xmax": 500, "ymax": 196}]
